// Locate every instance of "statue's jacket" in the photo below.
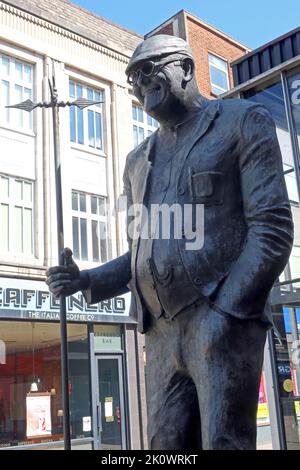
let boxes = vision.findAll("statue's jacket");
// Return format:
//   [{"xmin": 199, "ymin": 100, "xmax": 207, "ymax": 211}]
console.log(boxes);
[{"xmin": 83, "ymin": 97, "xmax": 294, "ymax": 333}]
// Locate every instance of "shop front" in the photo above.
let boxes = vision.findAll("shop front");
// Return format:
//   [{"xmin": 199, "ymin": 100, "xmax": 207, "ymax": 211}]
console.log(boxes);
[
  {"xmin": 0, "ymin": 277, "xmax": 141, "ymax": 450},
  {"xmin": 225, "ymin": 31, "xmax": 300, "ymax": 448}
]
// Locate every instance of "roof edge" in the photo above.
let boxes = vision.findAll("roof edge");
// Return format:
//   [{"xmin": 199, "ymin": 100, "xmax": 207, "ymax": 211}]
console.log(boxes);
[
  {"xmin": 231, "ymin": 25, "xmax": 300, "ymax": 67},
  {"xmin": 184, "ymin": 10, "xmax": 251, "ymax": 52},
  {"xmin": 1, "ymin": 0, "xmax": 142, "ymax": 57}
]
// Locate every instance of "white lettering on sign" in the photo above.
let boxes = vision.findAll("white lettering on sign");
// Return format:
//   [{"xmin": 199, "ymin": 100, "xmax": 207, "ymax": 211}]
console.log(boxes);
[{"xmin": 0, "ymin": 278, "xmax": 130, "ymax": 319}]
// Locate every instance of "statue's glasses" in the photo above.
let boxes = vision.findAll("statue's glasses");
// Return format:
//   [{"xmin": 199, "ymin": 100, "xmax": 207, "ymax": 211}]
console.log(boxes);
[{"xmin": 127, "ymin": 58, "xmax": 182, "ymax": 86}]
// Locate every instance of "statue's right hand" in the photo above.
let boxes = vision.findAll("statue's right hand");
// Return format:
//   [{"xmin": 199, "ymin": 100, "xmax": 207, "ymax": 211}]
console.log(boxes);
[{"xmin": 45, "ymin": 248, "xmax": 89, "ymax": 297}]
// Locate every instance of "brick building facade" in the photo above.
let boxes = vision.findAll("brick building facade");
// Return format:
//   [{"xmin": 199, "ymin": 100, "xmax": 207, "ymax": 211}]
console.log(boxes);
[{"xmin": 146, "ymin": 10, "xmax": 251, "ymax": 99}]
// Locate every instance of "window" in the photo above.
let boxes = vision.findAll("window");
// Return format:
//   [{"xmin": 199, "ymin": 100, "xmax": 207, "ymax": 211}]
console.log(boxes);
[
  {"xmin": 72, "ymin": 191, "xmax": 108, "ymax": 263},
  {"xmin": 0, "ymin": 55, "xmax": 33, "ymax": 130},
  {"xmin": 132, "ymin": 104, "xmax": 159, "ymax": 148},
  {"xmin": 69, "ymin": 80, "xmax": 103, "ymax": 152},
  {"xmin": 0, "ymin": 321, "xmax": 92, "ymax": 448},
  {"xmin": 0, "ymin": 175, "xmax": 34, "ymax": 255},
  {"xmin": 208, "ymin": 53, "xmax": 229, "ymax": 95}
]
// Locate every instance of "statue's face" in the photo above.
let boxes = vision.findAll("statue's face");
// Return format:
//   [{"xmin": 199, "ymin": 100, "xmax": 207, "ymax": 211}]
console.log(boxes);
[{"xmin": 127, "ymin": 55, "xmax": 186, "ymax": 121}]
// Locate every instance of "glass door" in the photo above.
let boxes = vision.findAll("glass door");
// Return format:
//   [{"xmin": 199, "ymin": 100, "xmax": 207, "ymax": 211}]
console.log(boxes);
[{"xmin": 95, "ymin": 356, "xmax": 126, "ymax": 450}]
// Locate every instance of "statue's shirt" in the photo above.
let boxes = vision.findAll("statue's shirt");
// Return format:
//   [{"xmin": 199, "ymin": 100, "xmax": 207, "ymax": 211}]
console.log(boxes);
[{"xmin": 136, "ymin": 122, "xmax": 201, "ymax": 318}]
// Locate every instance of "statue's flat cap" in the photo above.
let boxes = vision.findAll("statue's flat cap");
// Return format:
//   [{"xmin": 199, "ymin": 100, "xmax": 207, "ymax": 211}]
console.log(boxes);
[{"xmin": 126, "ymin": 35, "xmax": 193, "ymax": 74}]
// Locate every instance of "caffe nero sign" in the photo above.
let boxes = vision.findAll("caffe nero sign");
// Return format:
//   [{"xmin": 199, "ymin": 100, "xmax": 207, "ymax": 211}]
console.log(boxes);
[{"xmin": 0, "ymin": 278, "xmax": 131, "ymax": 323}]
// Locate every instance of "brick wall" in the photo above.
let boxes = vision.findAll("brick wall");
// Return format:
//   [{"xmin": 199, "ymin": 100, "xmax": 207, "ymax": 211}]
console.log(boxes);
[
  {"xmin": 186, "ymin": 16, "xmax": 247, "ymax": 99},
  {"xmin": 153, "ymin": 22, "xmax": 174, "ymax": 36}
]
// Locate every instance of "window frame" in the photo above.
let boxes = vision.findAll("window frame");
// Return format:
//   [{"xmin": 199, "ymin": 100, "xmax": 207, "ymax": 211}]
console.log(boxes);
[
  {"xmin": 0, "ymin": 54, "xmax": 34, "ymax": 133},
  {"xmin": 132, "ymin": 102, "xmax": 159, "ymax": 148},
  {"xmin": 69, "ymin": 79, "xmax": 105, "ymax": 156},
  {"xmin": 208, "ymin": 52, "xmax": 230, "ymax": 96},
  {"xmin": 71, "ymin": 190, "xmax": 109, "ymax": 264},
  {"xmin": 0, "ymin": 174, "xmax": 34, "ymax": 256}
]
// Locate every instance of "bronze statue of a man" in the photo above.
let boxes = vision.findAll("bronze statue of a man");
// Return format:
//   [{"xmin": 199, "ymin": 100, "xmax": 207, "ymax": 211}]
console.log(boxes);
[{"xmin": 46, "ymin": 35, "xmax": 293, "ymax": 450}]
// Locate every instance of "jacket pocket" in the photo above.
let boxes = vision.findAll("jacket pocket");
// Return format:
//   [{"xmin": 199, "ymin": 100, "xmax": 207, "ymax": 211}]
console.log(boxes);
[{"xmin": 189, "ymin": 169, "xmax": 224, "ymax": 205}]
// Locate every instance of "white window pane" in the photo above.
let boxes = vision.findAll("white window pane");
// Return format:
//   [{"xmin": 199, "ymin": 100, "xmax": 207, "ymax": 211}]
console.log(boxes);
[
  {"xmin": 0, "ymin": 177, "xmax": 9, "ymax": 198},
  {"xmin": 14, "ymin": 206, "xmax": 23, "ymax": 252},
  {"xmin": 95, "ymin": 91, "xmax": 101, "ymax": 107},
  {"xmin": 92, "ymin": 220, "xmax": 99, "ymax": 262},
  {"xmin": 15, "ymin": 85, "xmax": 23, "ymax": 127},
  {"xmin": 138, "ymin": 126, "xmax": 144, "ymax": 143},
  {"xmin": 100, "ymin": 221, "xmax": 108, "ymax": 262},
  {"xmin": 0, "ymin": 204, "xmax": 9, "ymax": 251},
  {"xmin": 98, "ymin": 197, "xmax": 106, "ymax": 217},
  {"xmin": 70, "ymin": 106, "xmax": 76, "ymax": 142},
  {"xmin": 77, "ymin": 108, "xmax": 84, "ymax": 144},
  {"xmin": 132, "ymin": 105, "xmax": 137, "ymax": 121},
  {"xmin": 79, "ymin": 194, "xmax": 86, "ymax": 212},
  {"xmin": 24, "ymin": 88, "xmax": 32, "ymax": 129},
  {"xmin": 212, "ymin": 85, "xmax": 224, "ymax": 96},
  {"xmin": 87, "ymin": 88, "xmax": 93, "ymax": 101},
  {"xmin": 147, "ymin": 114, "xmax": 152, "ymax": 126},
  {"xmin": 209, "ymin": 54, "xmax": 227, "ymax": 71},
  {"xmin": 15, "ymin": 62, "xmax": 23, "ymax": 81},
  {"xmin": 23, "ymin": 208, "xmax": 32, "ymax": 253},
  {"xmin": 1, "ymin": 80, "xmax": 10, "ymax": 122},
  {"xmin": 15, "ymin": 180, "xmax": 23, "ymax": 200},
  {"xmin": 88, "ymin": 110, "xmax": 95, "ymax": 148},
  {"xmin": 95, "ymin": 112, "xmax": 102, "ymax": 150},
  {"xmin": 210, "ymin": 67, "xmax": 228, "ymax": 91},
  {"xmin": 91, "ymin": 196, "xmax": 97, "ymax": 214},
  {"xmin": 137, "ymin": 107, "xmax": 143, "ymax": 123},
  {"xmin": 24, "ymin": 65, "xmax": 32, "ymax": 83},
  {"xmin": 76, "ymin": 84, "xmax": 83, "ymax": 98},
  {"xmin": 72, "ymin": 216, "xmax": 79, "ymax": 259},
  {"xmin": 23, "ymin": 182, "xmax": 32, "ymax": 203},
  {"xmin": 2, "ymin": 57, "xmax": 10, "ymax": 75},
  {"xmin": 72, "ymin": 191, "xmax": 78, "ymax": 211},
  {"xmin": 133, "ymin": 125, "xmax": 138, "ymax": 148},
  {"xmin": 80, "ymin": 218, "xmax": 87, "ymax": 260},
  {"xmin": 69, "ymin": 81, "xmax": 75, "ymax": 98}
]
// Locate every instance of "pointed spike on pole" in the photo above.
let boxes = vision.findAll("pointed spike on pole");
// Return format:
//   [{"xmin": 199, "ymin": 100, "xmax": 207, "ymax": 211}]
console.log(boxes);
[
  {"xmin": 71, "ymin": 97, "xmax": 104, "ymax": 109},
  {"xmin": 5, "ymin": 99, "xmax": 38, "ymax": 112}
]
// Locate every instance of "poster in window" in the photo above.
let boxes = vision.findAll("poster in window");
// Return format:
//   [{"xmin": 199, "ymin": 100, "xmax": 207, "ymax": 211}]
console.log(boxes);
[{"xmin": 26, "ymin": 392, "xmax": 52, "ymax": 438}]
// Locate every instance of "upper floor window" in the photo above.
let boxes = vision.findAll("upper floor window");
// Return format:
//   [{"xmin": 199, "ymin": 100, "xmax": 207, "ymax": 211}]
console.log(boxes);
[
  {"xmin": 0, "ymin": 175, "xmax": 34, "ymax": 255},
  {"xmin": 132, "ymin": 104, "xmax": 159, "ymax": 148},
  {"xmin": 69, "ymin": 80, "xmax": 104, "ymax": 152},
  {"xmin": 208, "ymin": 53, "xmax": 229, "ymax": 96},
  {"xmin": 0, "ymin": 55, "xmax": 33, "ymax": 130},
  {"xmin": 72, "ymin": 191, "xmax": 108, "ymax": 263}
]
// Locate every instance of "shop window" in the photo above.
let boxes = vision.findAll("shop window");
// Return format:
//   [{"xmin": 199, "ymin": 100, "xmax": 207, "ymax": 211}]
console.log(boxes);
[
  {"xmin": 0, "ymin": 175, "xmax": 34, "ymax": 255},
  {"xmin": 208, "ymin": 53, "xmax": 229, "ymax": 96},
  {"xmin": 270, "ymin": 281, "xmax": 300, "ymax": 450},
  {"xmin": 69, "ymin": 80, "xmax": 103, "ymax": 152},
  {"xmin": 72, "ymin": 190, "xmax": 109, "ymax": 263},
  {"xmin": 244, "ymin": 79, "xmax": 298, "ymax": 202},
  {"xmin": 0, "ymin": 321, "xmax": 91, "ymax": 448},
  {"xmin": 0, "ymin": 55, "xmax": 33, "ymax": 130},
  {"xmin": 132, "ymin": 104, "xmax": 158, "ymax": 148}
]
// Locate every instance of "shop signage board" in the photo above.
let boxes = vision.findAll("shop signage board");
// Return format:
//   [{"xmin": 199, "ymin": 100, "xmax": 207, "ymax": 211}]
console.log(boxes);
[{"xmin": 0, "ymin": 278, "xmax": 132, "ymax": 323}]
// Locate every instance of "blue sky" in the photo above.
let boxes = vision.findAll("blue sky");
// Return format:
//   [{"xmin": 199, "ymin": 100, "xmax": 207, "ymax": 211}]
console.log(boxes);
[{"xmin": 71, "ymin": 0, "xmax": 299, "ymax": 50}]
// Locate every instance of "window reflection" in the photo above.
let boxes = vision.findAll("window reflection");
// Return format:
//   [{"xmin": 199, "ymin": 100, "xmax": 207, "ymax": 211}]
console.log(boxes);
[
  {"xmin": 0, "ymin": 321, "xmax": 91, "ymax": 448},
  {"xmin": 244, "ymin": 79, "xmax": 298, "ymax": 203}
]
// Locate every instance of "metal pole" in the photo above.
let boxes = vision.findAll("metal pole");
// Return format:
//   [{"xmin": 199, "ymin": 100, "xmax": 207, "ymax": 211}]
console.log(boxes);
[{"xmin": 52, "ymin": 99, "xmax": 71, "ymax": 450}]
